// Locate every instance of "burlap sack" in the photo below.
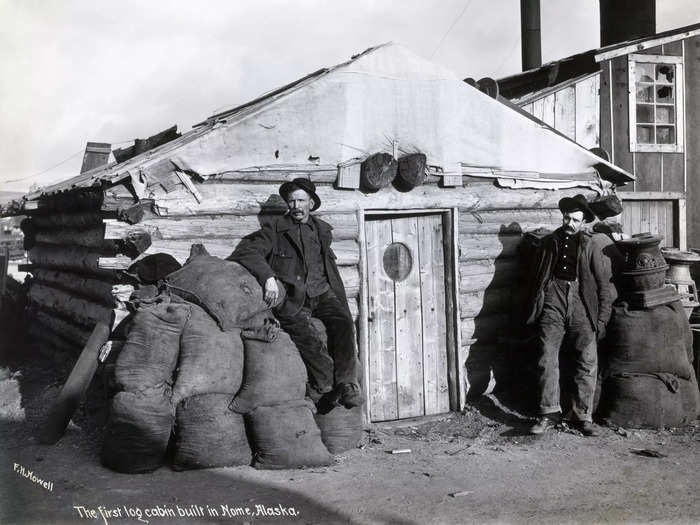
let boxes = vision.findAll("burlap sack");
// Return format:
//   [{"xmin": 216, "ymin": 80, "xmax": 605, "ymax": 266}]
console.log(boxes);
[
  {"xmin": 245, "ymin": 400, "xmax": 331, "ymax": 470},
  {"xmin": 172, "ymin": 394, "xmax": 252, "ymax": 470},
  {"xmin": 101, "ymin": 389, "xmax": 174, "ymax": 474},
  {"xmin": 314, "ymin": 405, "xmax": 364, "ymax": 454},
  {"xmin": 165, "ymin": 254, "xmax": 270, "ymax": 330},
  {"xmin": 115, "ymin": 296, "xmax": 191, "ymax": 393},
  {"xmin": 172, "ymin": 304, "xmax": 244, "ymax": 405}
]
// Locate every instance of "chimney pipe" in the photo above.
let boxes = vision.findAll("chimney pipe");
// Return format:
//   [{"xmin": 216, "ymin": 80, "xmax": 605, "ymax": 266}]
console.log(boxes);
[
  {"xmin": 521, "ymin": 0, "xmax": 542, "ymax": 71},
  {"xmin": 80, "ymin": 142, "xmax": 111, "ymax": 174},
  {"xmin": 600, "ymin": 0, "xmax": 656, "ymax": 47}
]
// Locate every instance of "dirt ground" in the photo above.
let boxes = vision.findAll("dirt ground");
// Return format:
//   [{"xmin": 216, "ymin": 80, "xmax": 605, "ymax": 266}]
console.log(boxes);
[{"xmin": 1, "ymin": 290, "xmax": 700, "ymax": 525}]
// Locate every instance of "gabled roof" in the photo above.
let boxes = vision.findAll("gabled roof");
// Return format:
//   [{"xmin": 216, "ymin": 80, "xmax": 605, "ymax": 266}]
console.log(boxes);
[
  {"xmin": 497, "ymin": 21, "xmax": 700, "ymax": 103},
  {"xmin": 25, "ymin": 42, "xmax": 633, "ymax": 201}
]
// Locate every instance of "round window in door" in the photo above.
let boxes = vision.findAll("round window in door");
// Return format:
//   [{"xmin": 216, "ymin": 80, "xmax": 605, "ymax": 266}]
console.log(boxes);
[{"xmin": 383, "ymin": 242, "xmax": 413, "ymax": 281}]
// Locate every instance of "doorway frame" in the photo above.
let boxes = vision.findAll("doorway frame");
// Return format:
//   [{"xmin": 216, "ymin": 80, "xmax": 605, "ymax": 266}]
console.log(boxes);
[{"xmin": 357, "ymin": 207, "xmax": 462, "ymax": 423}]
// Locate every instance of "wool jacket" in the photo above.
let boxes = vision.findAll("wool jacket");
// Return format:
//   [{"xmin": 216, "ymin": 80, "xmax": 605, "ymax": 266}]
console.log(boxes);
[
  {"xmin": 525, "ymin": 228, "xmax": 617, "ymax": 334},
  {"xmin": 228, "ymin": 214, "xmax": 350, "ymax": 318}
]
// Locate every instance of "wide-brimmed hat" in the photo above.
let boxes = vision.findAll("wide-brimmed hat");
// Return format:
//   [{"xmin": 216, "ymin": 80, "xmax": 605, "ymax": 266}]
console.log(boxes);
[
  {"xmin": 558, "ymin": 194, "xmax": 595, "ymax": 223},
  {"xmin": 279, "ymin": 178, "xmax": 321, "ymax": 211}
]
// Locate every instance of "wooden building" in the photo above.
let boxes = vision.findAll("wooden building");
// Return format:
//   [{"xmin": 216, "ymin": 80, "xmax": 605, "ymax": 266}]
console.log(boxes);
[
  {"xmin": 3, "ymin": 43, "xmax": 632, "ymax": 422},
  {"xmin": 497, "ymin": 22, "xmax": 700, "ymax": 250}
]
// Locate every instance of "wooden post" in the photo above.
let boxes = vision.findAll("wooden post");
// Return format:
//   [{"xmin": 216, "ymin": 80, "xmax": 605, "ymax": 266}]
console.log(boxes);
[
  {"xmin": 0, "ymin": 246, "xmax": 9, "ymax": 308},
  {"xmin": 357, "ymin": 207, "xmax": 371, "ymax": 426}
]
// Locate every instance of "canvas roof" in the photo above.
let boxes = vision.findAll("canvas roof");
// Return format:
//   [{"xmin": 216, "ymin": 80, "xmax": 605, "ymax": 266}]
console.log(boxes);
[{"xmin": 27, "ymin": 42, "xmax": 633, "ymax": 200}]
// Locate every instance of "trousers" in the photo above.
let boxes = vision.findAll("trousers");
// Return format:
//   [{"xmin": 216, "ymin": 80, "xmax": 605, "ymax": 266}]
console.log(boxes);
[
  {"xmin": 276, "ymin": 288, "xmax": 360, "ymax": 393},
  {"xmin": 536, "ymin": 277, "xmax": 597, "ymax": 422}
]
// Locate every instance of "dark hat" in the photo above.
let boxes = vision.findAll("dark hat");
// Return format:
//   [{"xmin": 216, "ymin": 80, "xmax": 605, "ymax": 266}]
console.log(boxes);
[
  {"xmin": 279, "ymin": 178, "xmax": 321, "ymax": 211},
  {"xmin": 558, "ymin": 194, "xmax": 595, "ymax": 223},
  {"xmin": 589, "ymin": 194, "xmax": 623, "ymax": 220}
]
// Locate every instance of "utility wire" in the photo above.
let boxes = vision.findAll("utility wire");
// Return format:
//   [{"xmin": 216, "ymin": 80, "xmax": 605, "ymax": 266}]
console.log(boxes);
[
  {"xmin": 2, "ymin": 139, "xmax": 136, "ymax": 185},
  {"xmin": 430, "ymin": 0, "xmax": 474, "ymax": 59},
  {"xmin": 493, "ymin": 36, "xmax": 520, "ymax": 78}
]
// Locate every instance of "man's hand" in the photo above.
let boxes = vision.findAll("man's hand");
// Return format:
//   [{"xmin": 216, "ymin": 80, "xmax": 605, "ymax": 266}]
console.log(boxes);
[
  {"xmin": 597, "ymin": 320, "xmax": 606, "ymax": 341},
  {"xmin": 264, "ymin": 277, "xmax": 279, "ymax": 307}
]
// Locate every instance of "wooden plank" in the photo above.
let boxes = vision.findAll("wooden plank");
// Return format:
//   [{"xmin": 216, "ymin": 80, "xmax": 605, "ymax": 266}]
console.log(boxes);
[
  {"xmin": 611, "ymin": 56, "xmax": 634, "ymax": 175},
  {"xmin": 447, "ymin": 210, "xmax": 461, "ymax": 411},
  {"xmin": 365, "ymin": 219, "xmax": 397, "ymax": 421},
  {"xmin": 663, "ymin": 41, "xmax": 684, "ymax": 57},
  {"xmin": 662, "ymin": 153, "xmax": 685, "ymax": 192},
  {"xmin": 575, "ymin": 74, "xmax": 600, "ymax": 148},
  {"xmin": 678, "ymin": 198, "xmax": 687, "ymax": 250},
  {"xmin": 554, "ymin": 86, "xmax": 576, "ymax": 139},
  {"xmin": 618, "ymin": 191, "xmax": 684, "ymax": 200},
  {"xmin": 459, "ymin": 259, "xmax": 520, "ymax": 293},
  {"xmin": 541, "ymin": 94, "xmax": 555, "ymax": 127},
  {"xmin": 417, "ymin": 214, "xmax": 449, "ymax": 415},
  {"xmin": 595, "ymin": 29, "xmax": 700, "ymax": 62},
  {"xmin": 647, "ymin": 201, "xmax": 658, "ymax": 238},
  {"xmin": 634, "ymin": 153, "xmax": 662, "ymax": 192},
  {"xmin": 521, "ymin": 103, "xmax": 533, "ymax": 115},
  {"xmin": 391, "ymin": 216, "xmax": 424, "ymax": 419},
  {"xmin": 657, "ymin": 199, "xmax": 667, "ymax": 246},
  {"xmin": 206, "ymin": 170, "xmax": 337, "ymax": 184},
  {"xmin": 684, "ymin": 36, "xmax": 700, "ymax": 248},
  {"xmin": 531, "ymin": 98, "xmax": 545, "ymax": 121},
  {"xmin": 357, "ymin": 208, "xmax": 370, "ymax": 424},
  {"xmin": 599, "ymin": 60, "xmax": 614, "ymax": 166}
]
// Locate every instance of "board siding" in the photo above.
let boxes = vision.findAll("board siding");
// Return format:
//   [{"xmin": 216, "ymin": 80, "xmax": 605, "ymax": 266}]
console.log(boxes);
[
  {"xmin": 417, "ymin": 215, "xmax": 449, "ymax": 414},
  {"xmin": 366, "ymin": 219, "xmax": 398, "ymax": 421},
  {"xmin": 611, "ymin": 56, "xmax": 634, "ymax": 180},
  {"xmin": 575, "ymin": 74, "xmax": 600, "ymax": 149},
  {"xmin": 635, "ymin": 152, "xmax": 662, "ymax": 191},
  {"xmin": 684, "ymin": 35, "xmax": 700, "ymax": 248},
  {"xmin": 554, "ymin": 86, "xmax": 576, "ymax": 139},
  {"xmin": 391, "ymin": 217, "xmax": 424, "ymax": 419},
  {"xmin": 599, "ymin": 60, "xmax": 614, "ymax": 172},
  {"xmin": 662, "ymin": 153, "xmax": 685, "ymax": 192}
]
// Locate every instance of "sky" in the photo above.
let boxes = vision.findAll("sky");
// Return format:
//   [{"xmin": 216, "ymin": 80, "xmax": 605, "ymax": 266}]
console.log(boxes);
[{"xmin": 1, "ymin": 0, "xmax": 699, "ymax": 193}]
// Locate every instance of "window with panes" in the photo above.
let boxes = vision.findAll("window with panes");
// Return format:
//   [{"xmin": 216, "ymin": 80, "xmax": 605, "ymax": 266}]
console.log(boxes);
[{"xmin": 628, "ymin": 53, "xmax": 684, "ymax": 153}]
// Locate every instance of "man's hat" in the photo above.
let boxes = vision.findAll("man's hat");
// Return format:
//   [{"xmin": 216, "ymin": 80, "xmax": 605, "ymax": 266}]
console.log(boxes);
[
  {"xmin": 279, "ymin": 178, "xmax": 321, "ymax": 211},
  {"xmin": 558, "ymin": 194, "xmax": 595, "ymax": 223}
]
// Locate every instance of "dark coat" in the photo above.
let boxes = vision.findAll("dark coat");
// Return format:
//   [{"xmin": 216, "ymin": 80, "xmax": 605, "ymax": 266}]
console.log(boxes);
[
  {"xmin": 228, "ymin": 214, "xmax": 350, "ymax": 318},
  {"xmin": 525, "ymin": 228, "xmax": 617, "ymax": 335}
]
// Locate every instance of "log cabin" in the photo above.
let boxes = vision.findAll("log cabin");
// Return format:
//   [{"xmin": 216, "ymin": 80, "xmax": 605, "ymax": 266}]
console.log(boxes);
[
  {"xmin": 497, "ymin": 0, "xmax": 699, "ymax": 251},
  {"xmin": 2, "ymin": 42, "xmax": 633, "ymax": 423}
]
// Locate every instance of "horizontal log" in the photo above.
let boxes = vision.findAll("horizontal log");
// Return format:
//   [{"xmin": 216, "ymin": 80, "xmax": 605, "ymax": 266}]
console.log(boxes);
[
  {"xmin": 28, "ymin": 244, "xmax": 117, "ymax": 277},
  {"xmin": 33, "ymin": 309, "xmax": 92, "ymax": 347},
  {"xmin": 459, "ymin": 259, "xmax": 520, "ymax": 293},
  {"xmin": 460, "ymin": 314, "xmax": 510, "ymax": 343},
  {"xmin": 28, "ymin": 282, "xmax": 114, "ymax": 328},
  {"xmin": 102, "ymin": 238, "xmax": 360, "ymax": 268},
  {"xmin": 459, "ymin": 233, "xmax": 522, "ymax": 261},
  {"xmin": 460, "ymin": 287, "xmax": 515, "ymax": 319},
  {"xmin": 103, "ymin": 212, "xmax": 359, "ymax": 241},
  {"xmin": 205, "ymin": 170, "xmax": 338, "ymax": 184},
  {"xmin": 30, "ymin": 269, "xmax": 117, "ymax": 306},
  {"xmin": 33, "ymin": 226, "xmax": 111, "ymax": 250},
  {"xmin": 30, "ymin": 212, "xmax": 105, "ymax": 230},
  {"xmin": 339, "ymin": 266, "xmax": 359, "ymax": 297},
  {"xmin": 32, "ymin": 328, "xmax": 81, "ymax": 356},
  {"xmin": 154, "ymin": 182, "xmax": 599, "ymax": 216},
  {"xmin": 460, "ymin": 208, "xmax": 561, "ymax": 234}
]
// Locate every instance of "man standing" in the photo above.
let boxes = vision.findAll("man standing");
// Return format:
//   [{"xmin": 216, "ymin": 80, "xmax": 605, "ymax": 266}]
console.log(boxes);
[
  {"xmin": 525, "ymin": 194, "xmax": 616, "ymax": 436},
  {"xmin": 230, "ymin": 178, "xmax": 363, "ymax": 409}
]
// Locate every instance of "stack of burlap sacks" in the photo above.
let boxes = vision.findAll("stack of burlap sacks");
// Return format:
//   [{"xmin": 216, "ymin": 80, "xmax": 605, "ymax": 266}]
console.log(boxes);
[
  {"xmin": 101, "ymin": 251, "xmax": 363, "ymax": 474},
  {"xmin": 597, "ymin": 299, "xmax": 700, "ymax": 428}
]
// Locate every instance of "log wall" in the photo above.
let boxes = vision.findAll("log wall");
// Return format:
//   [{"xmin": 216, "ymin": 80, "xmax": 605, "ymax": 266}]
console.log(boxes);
[{"xmin": 24, "ymin": 176, "xmax": 588, "ymax": 407}]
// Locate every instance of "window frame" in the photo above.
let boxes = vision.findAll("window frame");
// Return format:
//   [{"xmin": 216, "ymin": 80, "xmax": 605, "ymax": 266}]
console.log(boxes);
[{"xmin": 628, "ymin": 53, "xmax": 684, "ymax": 153}]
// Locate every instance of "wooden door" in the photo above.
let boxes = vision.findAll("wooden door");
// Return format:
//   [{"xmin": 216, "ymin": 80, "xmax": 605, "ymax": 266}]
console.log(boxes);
[{"xmin": 365, "ymin": 214, "xmax": 450, "ymax": 421}]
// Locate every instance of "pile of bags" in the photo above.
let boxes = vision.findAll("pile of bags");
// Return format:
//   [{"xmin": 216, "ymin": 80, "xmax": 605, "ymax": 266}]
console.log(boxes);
[
  {"xmin": 597, "ymin": 299, "xmax": 700, "ymax": 428},
  {"xmin": 101, "ymin": 250, "xmax": 363, "ymax": 473}
]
